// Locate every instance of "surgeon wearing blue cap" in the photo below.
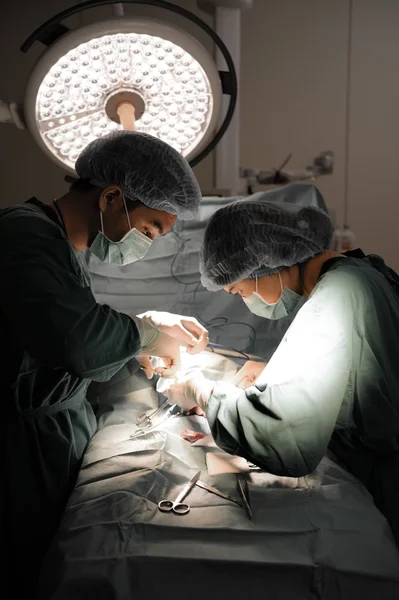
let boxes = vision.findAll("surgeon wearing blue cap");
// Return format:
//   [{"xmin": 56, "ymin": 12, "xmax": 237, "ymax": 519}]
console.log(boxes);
[
  {"xmin": 165, "ymin": 183, "xmax": 399, "ymax": 548},
  {"xmin": 0, "ymin": 131, "xmax": 208, "ymax": 596}
]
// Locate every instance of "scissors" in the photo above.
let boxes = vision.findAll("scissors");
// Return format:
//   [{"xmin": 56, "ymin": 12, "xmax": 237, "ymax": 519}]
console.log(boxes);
[{"xmin": 158, "ymin": 471, "xmax": 201, "ymax": 515}]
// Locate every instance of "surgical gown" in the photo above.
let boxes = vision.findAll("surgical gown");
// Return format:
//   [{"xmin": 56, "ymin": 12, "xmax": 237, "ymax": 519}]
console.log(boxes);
[
  {"xmin": 206, "ymin": 253, "xmax": 399, "ymax": 545},
  {"xmin": 0, "ymin": 199, "xmax": 142, "ymax": 596}
]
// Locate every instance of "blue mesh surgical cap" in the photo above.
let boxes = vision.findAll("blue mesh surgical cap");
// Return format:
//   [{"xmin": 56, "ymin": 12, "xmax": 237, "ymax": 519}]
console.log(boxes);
[
  {"xmin": 200, "ymin": 183, "xmax": 333, "ymax": 292},
  {"xmin": 75, "ymin": 130, "xmax": 201, "ymax": 220}
]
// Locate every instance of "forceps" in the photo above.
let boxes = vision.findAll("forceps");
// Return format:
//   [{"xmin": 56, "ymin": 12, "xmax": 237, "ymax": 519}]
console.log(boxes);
[
  {"xmin": 196, "ymin": 480, "xmax": 243, "ymax": 507},
  {"xmin": 136, "ymin": 399, "xmax": 171, "ymax": 428},
  {"xmin": 237, "ymin": 474, "xmax": 253, "ymax": 520},
  {"xmin": 130, "ymin": 403, "xmax": 179, "ymax": 440},
  {"xmin": 158, "ymin": 471, "xmax": 201, "ymax": 515}
]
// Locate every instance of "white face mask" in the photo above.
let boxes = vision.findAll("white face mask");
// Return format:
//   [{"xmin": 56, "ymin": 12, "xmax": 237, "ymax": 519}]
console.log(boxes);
[
  {"xmin": 243, "ymin": 272, "xmax": 302, "ymax": 320},
  {"xmin": 89, "ymin": 196, "xmax": 153, "ymax": 265}
]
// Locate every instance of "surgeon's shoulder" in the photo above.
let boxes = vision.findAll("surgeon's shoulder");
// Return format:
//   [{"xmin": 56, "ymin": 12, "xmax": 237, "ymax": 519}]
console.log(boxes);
[
  {"xmin": 315, "ymin": 257, "xmax": 380, "ymax": 307},
  {"xmin": 0, "ymin": 203, "xmax": 64, "ymax": 246}
]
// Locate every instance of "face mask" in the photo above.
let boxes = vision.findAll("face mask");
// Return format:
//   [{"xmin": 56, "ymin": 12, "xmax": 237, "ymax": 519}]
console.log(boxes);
[
  {"xmin": 90, "ymin": 196, "xmax": 153, "ymax": 265},
  {"xmin": 243, "ymin": 273, "xmax": 302, "ymax": 320}
]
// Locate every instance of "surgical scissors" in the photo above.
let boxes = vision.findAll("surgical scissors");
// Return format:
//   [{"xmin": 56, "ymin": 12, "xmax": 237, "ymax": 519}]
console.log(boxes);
[{"xmin": 158, "ymin": 471, "xmax": 201, "ymax": 515}]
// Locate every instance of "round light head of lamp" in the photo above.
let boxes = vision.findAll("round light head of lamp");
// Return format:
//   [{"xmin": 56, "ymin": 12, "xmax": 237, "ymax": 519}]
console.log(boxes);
[{"xmin": 24, "ymin": 18, "xmax": 222, "ymax": 173}]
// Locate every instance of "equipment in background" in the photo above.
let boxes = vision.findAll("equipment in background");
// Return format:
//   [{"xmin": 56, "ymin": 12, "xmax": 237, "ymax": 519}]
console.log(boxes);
[
  {"xmin": 333, "ymin": 224, "xmax": 356, "ymax": 253},
  {"xmin": 241, "ymin": 151, "xmax": 334, "ymax": 194}
]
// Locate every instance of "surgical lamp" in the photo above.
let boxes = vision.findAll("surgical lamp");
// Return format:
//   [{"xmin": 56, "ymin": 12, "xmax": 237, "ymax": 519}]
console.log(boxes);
[{"xmin": 0, "ymin": 0, "xmax": 237, "ymax": 173}]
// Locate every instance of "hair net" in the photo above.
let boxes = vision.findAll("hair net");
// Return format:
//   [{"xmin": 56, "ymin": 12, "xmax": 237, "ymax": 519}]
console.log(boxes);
[
  {"xmin": 248, "ymin": 184, "xmax": 329, "ymax": 213},
  {"xmin": 75, "ymin": 131, "xmax": 201, "ymax": 220},
  {"xmin": 200, "ymin": 183, "xmax": 333, "ymax": 292}
]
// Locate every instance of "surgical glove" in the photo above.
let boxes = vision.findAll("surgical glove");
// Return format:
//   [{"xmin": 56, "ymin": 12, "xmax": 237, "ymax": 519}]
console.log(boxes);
[
  {"xmin": 231, "ymin": 360, "xmax": 267, "ymax": 390},
  {"xmin": 162, "ymin": 371, "xmax": 214, "ymax": 412},
  {"xmin": 136, "ymin": 355, "xmax": 154, "ymax": 379},
  {"xmin": 130, "ymin": 315, "xmax": 181, "ymax": 377},
  {"xmin": 139, "ymin": 311, "xmax": 209, "ymax": 354}
]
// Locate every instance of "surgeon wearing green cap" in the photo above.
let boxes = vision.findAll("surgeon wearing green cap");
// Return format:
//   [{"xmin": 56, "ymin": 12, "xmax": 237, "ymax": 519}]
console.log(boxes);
[
  {"xmin": 0, "ymin": 130, "xmax": 208, "ymax": 597},
  {"xmin": 165, "ymin": 183, "xmax": 399, "ymax": 548}
]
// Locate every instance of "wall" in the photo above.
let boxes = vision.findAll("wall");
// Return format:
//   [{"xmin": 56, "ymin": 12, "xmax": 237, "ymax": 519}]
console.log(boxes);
[
  {"xmin": 0, "ymin": 0, "xmax": 398, "ymax": 268},
  {"xmin": 347, "ymin": 0, "xmax": 399, "ymax": 267},
  {"xmin": 240, "ymin": 0, "xmax": 348, "ymax": 229}
]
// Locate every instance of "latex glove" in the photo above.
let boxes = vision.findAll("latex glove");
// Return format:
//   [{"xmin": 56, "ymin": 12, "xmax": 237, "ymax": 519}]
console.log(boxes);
[
  {"xmin": 139, "ymin": 311, "xmax": 209, "ymax": 355},
  {"xmin": 162, "ymin": 371, "xmax": 214, "ymax": 412},
  {"xmin": 136, "ymin": 356, "xmax": 155, "ymax": 380},
  {"xmin": 187, "ymin": 406, "xmax": 206, "ymax": 417},
  {"xmin": 231, "ymin": 360, "xmax": 267, "ymax": 390},
  {"xmin": 130, "ymin": 315, "xmax": 181, "ymax": 378},
  {"xmin": 141, "ymin": 331, "xmax": 182, "ymax": 378}
]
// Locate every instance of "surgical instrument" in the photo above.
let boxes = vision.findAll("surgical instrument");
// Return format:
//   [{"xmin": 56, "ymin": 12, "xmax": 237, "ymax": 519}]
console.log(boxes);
[
  {"xmin": 248, "ymin": 462, "xmax": 261, "ymax": 470},
  {"xmin": 131, "ymin": 403, "xmax": 180, "ymax": 440},
  {"xmin": 158, "ymin": 471, "xmax": 201, "ymax": 515},
  {"xmin": 237, "ymin": 474, "xmax": 253, "ymax": 520},
  {"xmin": 139, "ymin": 366, "xmax": 157, "ymax": 374},
  {"xmin": 196, "ymin": 480, "xmax": 243, "ymax": 507},
  {"xmin": 205, "ymin": 343, "xmax": 265, "ymax": 362},
  {"xmin": 136, "ymin": 398, "xmax": 171, "ymax": 428}
]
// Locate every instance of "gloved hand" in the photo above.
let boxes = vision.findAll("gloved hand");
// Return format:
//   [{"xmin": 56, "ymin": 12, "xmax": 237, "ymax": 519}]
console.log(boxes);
[
  {"xmin": 136, "ymin": 355, "xmax": 155, "ymax": 379},
  {"xmin": 130, "ymin": 315, "xmax": 181, "ymax": 377},
  {"xmin": 162, "ymin": 371, "xmax": 214, "ymax": 412},
  {"xmin": 138, "ymin": 311, "xmax": 209, "ymax": 354},
  {"xmin": 231, "ymin": 360, "xmax": 267, "ymax": 390}
]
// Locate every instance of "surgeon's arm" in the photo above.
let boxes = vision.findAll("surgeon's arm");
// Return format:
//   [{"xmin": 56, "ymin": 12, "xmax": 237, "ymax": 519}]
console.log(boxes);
[
  {"xmin": 0, "ymin": 224, "xmax": 141, "ymax": 381},
  {"xmin": 206, "ymin": 273, "xmax": 353, "ymax": 477}
]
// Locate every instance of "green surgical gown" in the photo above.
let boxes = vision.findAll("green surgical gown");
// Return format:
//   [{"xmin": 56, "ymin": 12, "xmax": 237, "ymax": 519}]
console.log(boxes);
[
  {"xmin": 0, "ymin": 199, "xmax": 142, "ymax": 596},
  {"xmin": 207, "ymin": 253, "xmax": 399, "ymax": 545}
]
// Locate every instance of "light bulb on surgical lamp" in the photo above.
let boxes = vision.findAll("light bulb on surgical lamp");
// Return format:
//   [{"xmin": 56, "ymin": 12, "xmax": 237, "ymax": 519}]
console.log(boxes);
[
  {"xmin": 2, "ymin": 0, "xmax": 237, "ymax": 174},
  {"xmin": 24, "ymin": 19, "xmax": 223, "ymax": 173}
]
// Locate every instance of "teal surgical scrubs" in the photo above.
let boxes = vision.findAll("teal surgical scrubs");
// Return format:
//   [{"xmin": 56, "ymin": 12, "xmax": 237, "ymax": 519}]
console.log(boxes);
[
  {"xmin": 206, "ymin": 252, "xmax": 399, "ymax": 545},
  {"xmin": 0, "ymin": 199, "xmax": 142, "ymax": 597}
]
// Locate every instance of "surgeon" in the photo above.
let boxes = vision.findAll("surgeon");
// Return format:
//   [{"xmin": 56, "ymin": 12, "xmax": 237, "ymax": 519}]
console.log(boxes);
[
  {"xmin": 165, "ymin": 183, "xmax": 399, "ymax": 547},
  {"xmin": 0, "ymin": 130, "xmax": 208, "ymax": 597}
]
